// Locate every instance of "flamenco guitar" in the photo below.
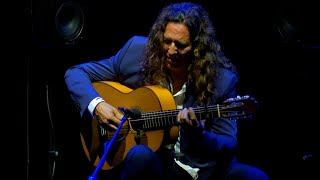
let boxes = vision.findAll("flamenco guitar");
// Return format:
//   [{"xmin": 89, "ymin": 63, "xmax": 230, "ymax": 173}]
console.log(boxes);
[{"xmin": 80, "ymin": 81, "xmax": 258, "ymax": 170}]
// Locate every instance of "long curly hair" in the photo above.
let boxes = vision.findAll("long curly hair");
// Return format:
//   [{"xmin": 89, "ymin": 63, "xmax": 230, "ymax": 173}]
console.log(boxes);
[{"xmin": 141, "ymin": 2, "xmax": 237, "ymax": 105}]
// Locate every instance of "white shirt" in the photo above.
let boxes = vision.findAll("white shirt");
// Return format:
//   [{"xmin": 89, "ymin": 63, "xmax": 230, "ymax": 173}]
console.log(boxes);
[{"xmin": 170, "ymin": 82, "xmax": 200, "ymax": 180}]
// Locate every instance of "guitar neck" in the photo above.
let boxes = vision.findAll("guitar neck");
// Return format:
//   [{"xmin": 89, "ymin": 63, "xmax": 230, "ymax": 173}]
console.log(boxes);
[{"xmin": 136, "ymin": 106, "xmax": 220, "ymax": 130}]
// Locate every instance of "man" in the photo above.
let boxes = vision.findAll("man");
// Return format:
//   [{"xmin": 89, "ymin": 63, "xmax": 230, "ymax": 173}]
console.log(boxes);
[{"xmin": 65, "ymin": 2, "xmax": 269, "ymax": 180}]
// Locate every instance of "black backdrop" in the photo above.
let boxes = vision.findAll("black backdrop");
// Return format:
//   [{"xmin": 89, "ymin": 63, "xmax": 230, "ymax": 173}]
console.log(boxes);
[{"xmin": 25, "ymin": 0, "xmax": 320, "ymax": 179}]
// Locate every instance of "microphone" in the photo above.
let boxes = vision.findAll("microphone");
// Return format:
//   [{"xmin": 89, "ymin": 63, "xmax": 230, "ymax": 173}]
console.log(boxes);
[
  {"xmin": 119, "ymin": 107, "xmax": 141, "ymax": 119},
  {"xmin": 87, "ymin": 107, "xmax": 130, "ymax": 180}
]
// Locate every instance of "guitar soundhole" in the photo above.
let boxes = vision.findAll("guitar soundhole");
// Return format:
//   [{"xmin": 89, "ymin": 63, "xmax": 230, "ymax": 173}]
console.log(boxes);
[
  {"xmin": 114, "ymin": 125, "xmax": 130, "ymax": 141},
  {"xmin": 98, "ymin": 123, "xmax": 130, "ymax": 143}
]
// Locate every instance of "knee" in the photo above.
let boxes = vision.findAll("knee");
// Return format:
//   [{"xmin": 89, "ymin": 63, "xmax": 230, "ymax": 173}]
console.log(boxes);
[
  {"xmin": 121, "ymin": 145, "xmax": 163, "ymax": 179},
  {"xmin": 243, "ymin": 167, "xmax": 269, "ymax": 180},
  {"xmin": 226, "ymin": 162, "xmax": 269, "ymax": 180},
  {"xmin": 125, "ymin": 145, "xmax": 157, "ymax": 162}
]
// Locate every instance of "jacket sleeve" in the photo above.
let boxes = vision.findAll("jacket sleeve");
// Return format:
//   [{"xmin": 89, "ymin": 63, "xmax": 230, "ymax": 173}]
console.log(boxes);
[
  {"xmin": 64, "ymin": 36, "xmax": 147, "ymax": 116},
  {"xmin": 203, "ymin": 68, "xmax": 239, "ymax": 158},
  {"xmin": 180, "ymin": 68, "xmax": 239, "ymax": 163}
]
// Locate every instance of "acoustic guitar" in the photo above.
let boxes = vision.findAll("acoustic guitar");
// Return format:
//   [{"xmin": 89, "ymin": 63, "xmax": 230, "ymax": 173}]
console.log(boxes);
[{"xmin": 80, "ymin": 81, "xmax": 258, "ymax": 170}]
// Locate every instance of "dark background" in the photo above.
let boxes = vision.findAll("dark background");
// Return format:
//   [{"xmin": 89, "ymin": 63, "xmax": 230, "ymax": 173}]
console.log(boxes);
[{"xmin": 24, "ymin": 0, "xmax": 320, "ymax": 179}]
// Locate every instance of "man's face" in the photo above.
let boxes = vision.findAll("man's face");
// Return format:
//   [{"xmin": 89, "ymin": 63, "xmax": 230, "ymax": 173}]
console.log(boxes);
[{"xmin": 163, "ymin": 22, "xmax": 193, "ymax": 71}]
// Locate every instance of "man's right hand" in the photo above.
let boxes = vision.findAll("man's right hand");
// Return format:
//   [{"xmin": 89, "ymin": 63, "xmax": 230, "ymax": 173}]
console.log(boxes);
[{"xmin": 94, "ymin": 101, "xmax": 124, "ymax": 130}]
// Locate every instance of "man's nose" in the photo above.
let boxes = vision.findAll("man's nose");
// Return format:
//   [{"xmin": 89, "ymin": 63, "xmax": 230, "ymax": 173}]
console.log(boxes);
[{"xmin": 168, "ymin": 42, "xmax": 177, "ymax": 54}]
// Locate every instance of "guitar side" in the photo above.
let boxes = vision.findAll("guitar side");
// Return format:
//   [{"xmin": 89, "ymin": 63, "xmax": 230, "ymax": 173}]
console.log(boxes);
[{"xmin": 80, "ymin": 81, "xmax": 178, "ymax": 170}]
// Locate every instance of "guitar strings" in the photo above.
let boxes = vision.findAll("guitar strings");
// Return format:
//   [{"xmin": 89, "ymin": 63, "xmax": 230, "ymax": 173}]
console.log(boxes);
[{"xmin": 127, "ymin": 105, "xmax": 234, "ymax": 126}]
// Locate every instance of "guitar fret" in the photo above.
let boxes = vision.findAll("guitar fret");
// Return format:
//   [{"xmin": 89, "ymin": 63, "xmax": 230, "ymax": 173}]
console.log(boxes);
[{"xmin": 141, "ymin": 110, "xmax": 177, "ymax": 129}]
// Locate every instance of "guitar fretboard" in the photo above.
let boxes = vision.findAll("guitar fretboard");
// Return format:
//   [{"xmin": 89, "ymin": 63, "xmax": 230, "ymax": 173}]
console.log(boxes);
[{"xmin": 130, "ymin": 106, "xmax": 223, "ymax": 129}]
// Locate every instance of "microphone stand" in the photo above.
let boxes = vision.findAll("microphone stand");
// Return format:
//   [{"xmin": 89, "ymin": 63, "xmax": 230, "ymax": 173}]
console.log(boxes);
[{"xmin": 87, "ymin": 112, "xmax": 128, "ymax": 180}]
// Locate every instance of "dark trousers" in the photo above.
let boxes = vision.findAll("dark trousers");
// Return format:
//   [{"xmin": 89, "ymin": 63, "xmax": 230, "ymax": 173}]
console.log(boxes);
[{"xmin": 91, "ymin": 145, "xmax": 269, "ymax": 180}]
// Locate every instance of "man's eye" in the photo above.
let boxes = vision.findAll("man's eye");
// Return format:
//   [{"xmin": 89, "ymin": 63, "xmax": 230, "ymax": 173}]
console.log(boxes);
[
  {"xmin": 176, "ymin": 43, "xmax": 188, "ymax": 49},
  {"xmin": 164, "ymin": 39, "xmax": 188, "ymax": 49},
  {"xmin": 164, "ymin": 39, "xmax": 172, "ymax": 45}
]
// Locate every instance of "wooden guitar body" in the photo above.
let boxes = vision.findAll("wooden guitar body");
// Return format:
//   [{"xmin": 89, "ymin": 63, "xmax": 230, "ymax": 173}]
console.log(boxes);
[{"xmin": 80, "ymin": 81, "xmax": 178, "ymax": 170}]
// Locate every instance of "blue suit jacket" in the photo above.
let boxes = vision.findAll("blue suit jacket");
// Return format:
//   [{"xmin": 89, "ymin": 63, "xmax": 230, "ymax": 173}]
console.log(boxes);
[{"xmin": 65, "ymin": 35, "xmax": 239, "ymax": 168}]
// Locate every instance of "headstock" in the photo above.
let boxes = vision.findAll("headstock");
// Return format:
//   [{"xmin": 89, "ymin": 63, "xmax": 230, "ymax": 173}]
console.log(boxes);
[{"xmin": 221, "ymin": 95, "xmax": 258, "ymax": 119}]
